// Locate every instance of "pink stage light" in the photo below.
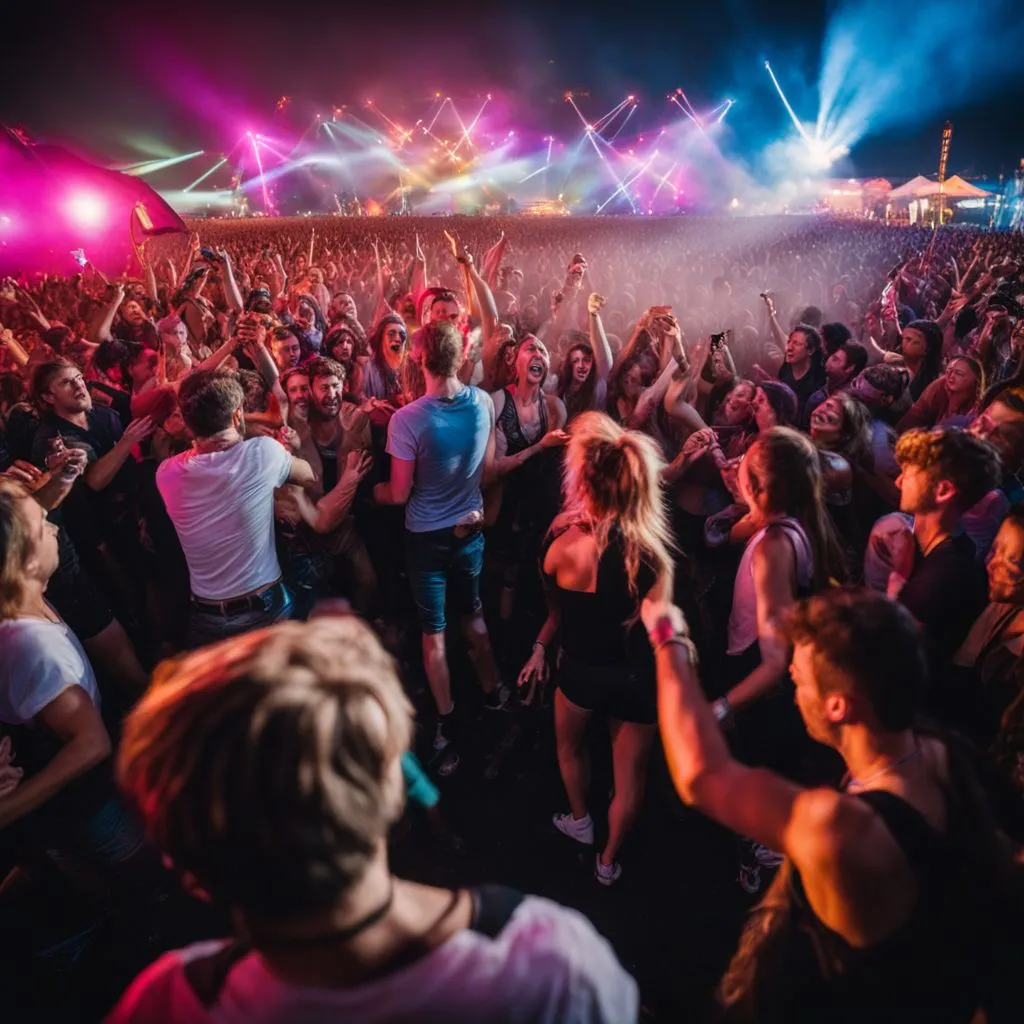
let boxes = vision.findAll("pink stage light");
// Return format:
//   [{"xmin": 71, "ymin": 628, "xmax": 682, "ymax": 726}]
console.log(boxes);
[{"xmin": 65, "ymin": 191, "xmax": 108, "ymax": 230}]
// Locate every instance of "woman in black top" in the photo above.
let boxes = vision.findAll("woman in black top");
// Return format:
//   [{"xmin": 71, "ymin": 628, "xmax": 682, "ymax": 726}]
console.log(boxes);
[{"xmin": 519, "ymin": 411, "xmax": 674, "ymax": 885}]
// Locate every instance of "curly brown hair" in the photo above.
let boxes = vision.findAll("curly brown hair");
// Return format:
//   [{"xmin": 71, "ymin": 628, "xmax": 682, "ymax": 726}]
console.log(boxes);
[{"xmin": 895, "ymin": 427, "xmax": 1002, "ymax": 512}]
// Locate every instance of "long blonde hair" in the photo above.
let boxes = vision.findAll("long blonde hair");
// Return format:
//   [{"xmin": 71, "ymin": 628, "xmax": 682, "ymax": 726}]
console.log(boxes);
[
  {"xmin": 0, "ymin": 480, "xmax": 32, "ymax": 621},
  {"xmin": 562, "ymin": 411, "xmax": 675, "ymax": 595}
]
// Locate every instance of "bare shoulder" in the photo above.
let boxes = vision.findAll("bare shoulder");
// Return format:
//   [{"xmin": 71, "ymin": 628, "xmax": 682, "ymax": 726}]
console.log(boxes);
[
  {"xmin": 789, "ymin": 785, "xmax": 908, "ymax": 880},
  {"xmin": 543, "ymin": 517, "xmax": 598, "ymax": 580},
  {"xmin": 546, "ymin": 393, "xmax": 568, "ymax": 427},
  {"xmin": 752, "ymin": 525, "xmax": 798, "ymax": 569}
]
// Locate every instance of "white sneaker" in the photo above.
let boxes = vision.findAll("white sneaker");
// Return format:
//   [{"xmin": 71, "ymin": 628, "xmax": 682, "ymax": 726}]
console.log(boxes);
[
  {"xmin": 437, "ymin": 748, "xmax": 461, "ymax": 777},
  {"xmin": 552, "ymin": 812, "xmax": 594, "ymax": 845},
  {"xmin": 752, "ymin": 843, "xmax": 784, "ymax": 868},
  {"xmin": 738, "ymin": 863, "xmax": 762, "ymax": 894},
  {"xmin": 595, "ymin": 854, "xmax": 622, "ymax": 886},
  {"xmin": 433, "ymin": 721, "xmax": 451, "ymax": 751}
]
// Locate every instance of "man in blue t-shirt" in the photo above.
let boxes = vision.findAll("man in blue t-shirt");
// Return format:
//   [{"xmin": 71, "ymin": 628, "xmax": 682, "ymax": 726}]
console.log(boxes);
[{"xmin": 375, "ymin": 322, "xmax": 508, "ymax": 774}]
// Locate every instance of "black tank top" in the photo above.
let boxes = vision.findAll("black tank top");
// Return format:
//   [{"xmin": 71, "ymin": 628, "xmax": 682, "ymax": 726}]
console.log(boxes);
[
  {"xmin": 719, "ymin": 771, "xmax": 1004, "ymax": 1022},
  {"xmin": 541, "ymin": 522, "xmax": 656, "ymax": 667},
  {"xmin": 498, "ymin": 387, "xmax": 547, "ymax": 456}
]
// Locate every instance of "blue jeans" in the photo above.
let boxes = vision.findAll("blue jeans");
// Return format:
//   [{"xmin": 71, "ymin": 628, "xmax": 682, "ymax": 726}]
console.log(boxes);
[
  {"xmin": 406, "ymin": 528, "xmax": 484, "ymax": 635},
  {"xmin": 186, "ymin": 581, "xmax": 294, "ymax": 649}
]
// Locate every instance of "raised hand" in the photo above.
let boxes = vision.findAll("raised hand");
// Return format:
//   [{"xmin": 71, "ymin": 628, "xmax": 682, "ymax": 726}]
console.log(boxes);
[
  {"xmin": 1, "ymin": 460, "xmax": 44, "ymax": 489},
  {"xmin": 447, "ymin": 230, "xmax": 472, "ymax": 265},
  {"xmin": 121, "ymin": 415, "xmax": 156, "ymax": 447},
  {"xmin": 587, "ymin": 292, "xmax": 606, "ymax": 316}
]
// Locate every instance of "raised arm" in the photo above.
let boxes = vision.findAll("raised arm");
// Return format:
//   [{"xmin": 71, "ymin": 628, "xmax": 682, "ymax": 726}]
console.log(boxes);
[
  {"xmin": 371, "ymin": 239, "xmax": 393, "ymax": 324},
  {"xmin": 410, "ymin": 233, "xmax": 428, "ymax": 298},
  {"xmin": 217, "ymin": 248, "xmax": 244, "ymax": 312},
  {"xmin": 761, "ymin": 293, "xmax": 788, "ymax": 350},
  {"xmin": 13, "ymin": 285, "xmax": 52, "ymax": 332},
  {"xmin": 84, "ymin": 416, "xmax": 155, "ymax": 492},
  {"xmin": 587, "ymin": 293, "xmax": 614, "ymax": 385},
  {"xmin": 90, "ymin": 283, "xmax": 125, "ymax": 343},
  {"xmin": 481, "ymin": 230, "xmax": 508, "ymax": 289},
  {"xmin": 0, "ymin": 326, "xmax": 30, "ymax": 369},
  {"xmin": 466, "ymin": 257, "xmax": 499, "ymax": 340}
]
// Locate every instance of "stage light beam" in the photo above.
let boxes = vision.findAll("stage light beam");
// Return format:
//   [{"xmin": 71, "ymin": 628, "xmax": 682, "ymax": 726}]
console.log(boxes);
[{"xmin": 183, "ymin": 157, "xmax": 228, "ymax": 193}]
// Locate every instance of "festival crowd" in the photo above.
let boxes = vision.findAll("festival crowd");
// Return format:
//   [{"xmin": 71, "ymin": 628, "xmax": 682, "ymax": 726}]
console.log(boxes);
[{"xmin": 1, "ymin": 214, "xmax": 1023, "ymax": 1021}]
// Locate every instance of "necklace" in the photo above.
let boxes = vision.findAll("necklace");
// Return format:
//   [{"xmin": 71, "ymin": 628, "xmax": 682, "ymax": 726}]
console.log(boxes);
[
  {"xmin": 257, "ymin": 883, "xmax": 395, "ymax": 948},
  {"xmin": 846, "ymin": 743, "xmax": 921, "ymax": 791}
]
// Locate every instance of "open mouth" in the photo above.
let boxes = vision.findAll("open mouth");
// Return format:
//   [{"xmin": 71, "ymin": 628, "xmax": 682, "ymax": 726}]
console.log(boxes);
[
  {"xmin": 388, "ymin": 341, "xmax": 404, "ymax": 353},
  {"xmin": 528, "ymin": 359, "xmax": 546, "ymax": 378}
]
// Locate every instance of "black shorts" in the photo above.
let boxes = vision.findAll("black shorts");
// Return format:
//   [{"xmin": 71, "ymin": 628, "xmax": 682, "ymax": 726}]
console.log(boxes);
[
  {"xmin": 46, "ymin": 555, "xmax": 115, "ymax": 642},
  {"xmin": 558, "ymin": 654, "xmax": 656, "ymax": 725}
]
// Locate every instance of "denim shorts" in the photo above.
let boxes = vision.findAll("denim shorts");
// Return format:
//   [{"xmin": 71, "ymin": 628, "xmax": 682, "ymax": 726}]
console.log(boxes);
[{"xmin": 406, "ymin": 528, "xmax": 484, "ymax": 635}]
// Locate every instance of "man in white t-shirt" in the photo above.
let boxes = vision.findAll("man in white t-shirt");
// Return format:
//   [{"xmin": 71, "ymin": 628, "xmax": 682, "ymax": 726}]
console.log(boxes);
[
  {"xmin": 157, "ymin": 370, "xmax": 316, "ymax": 648},
  {"xmin": 110, "ymin": 616, "xmax": 638, "ymax": 1024}
]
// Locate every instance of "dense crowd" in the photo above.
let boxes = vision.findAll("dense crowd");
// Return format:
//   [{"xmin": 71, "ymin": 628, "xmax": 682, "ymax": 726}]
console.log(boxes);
[{"xmin": 1, "ymin": 214, "xmax": 1023, "ymax": 1021}]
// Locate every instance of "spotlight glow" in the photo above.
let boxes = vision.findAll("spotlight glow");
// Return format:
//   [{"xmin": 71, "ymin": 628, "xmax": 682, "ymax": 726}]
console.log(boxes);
[{"xmin": 65, "ymin": 191, "xmax": 107, "ymax": 229}]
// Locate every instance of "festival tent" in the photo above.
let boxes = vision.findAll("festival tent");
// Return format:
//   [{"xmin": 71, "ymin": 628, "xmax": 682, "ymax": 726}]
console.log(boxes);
[
  {"xmin": 938, "ymin": 175, "xmax": 992, "ymax": 199},
  {"xmin": 1, "ymin": 125, "xmax": 186, "ymax": 277},
  {"xmin": 888, "ymin": 174, "xmax": 992, "ymax": 201},
  {"xmin": 888, "ymin": 175, "xmax": 938, "ymax": 199}
]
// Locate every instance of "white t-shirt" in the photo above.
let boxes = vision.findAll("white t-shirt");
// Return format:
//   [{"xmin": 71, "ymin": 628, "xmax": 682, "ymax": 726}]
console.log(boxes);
[
  {"xmin": 106, "ymin": 896, "xmax": 638, "ymax": 1024},
  {"xmin": 157, "ymin": 437, "xmax": 292, "ymax": 601},
  {"xmin": 0, "ymin": 617, "xmax": 100, "ymax": 725}
]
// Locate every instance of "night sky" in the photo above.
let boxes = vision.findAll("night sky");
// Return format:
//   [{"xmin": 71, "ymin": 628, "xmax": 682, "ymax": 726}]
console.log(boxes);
[{"xmin": 2, "ymin": 0, "xmax": 1022, "ymax": 181}]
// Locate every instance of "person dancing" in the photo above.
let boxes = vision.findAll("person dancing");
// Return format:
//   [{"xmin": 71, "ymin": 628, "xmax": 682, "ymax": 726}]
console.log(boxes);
[{"xmin": 519, "ymin": 411, "xmax": 674, "ymax": 885}]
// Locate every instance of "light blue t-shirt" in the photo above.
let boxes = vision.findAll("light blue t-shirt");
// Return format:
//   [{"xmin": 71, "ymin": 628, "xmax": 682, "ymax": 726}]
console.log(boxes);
[{"xmin": 386, "ymin": 387, "xmax": 493, "ymax": 532}]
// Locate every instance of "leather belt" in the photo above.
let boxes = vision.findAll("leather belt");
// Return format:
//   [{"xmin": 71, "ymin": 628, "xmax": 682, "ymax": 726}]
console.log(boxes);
[{"xmin": 191, "ymin": 580, "xmax": 283, "ymax": 617}]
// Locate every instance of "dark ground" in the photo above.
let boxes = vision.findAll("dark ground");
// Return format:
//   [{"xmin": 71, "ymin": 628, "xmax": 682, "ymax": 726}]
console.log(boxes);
[{"xmin": 0, "ymin": 554, "xmax": 762, "ymax": 1023}]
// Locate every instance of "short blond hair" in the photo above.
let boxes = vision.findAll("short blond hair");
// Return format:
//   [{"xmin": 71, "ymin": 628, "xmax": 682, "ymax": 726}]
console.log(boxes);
[{"xmin": 117, "ymin": 617, "xmax": 412, "ymax": 918}]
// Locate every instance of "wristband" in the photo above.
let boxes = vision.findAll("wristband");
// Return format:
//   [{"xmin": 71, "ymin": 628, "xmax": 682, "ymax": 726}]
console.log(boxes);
[
  {"xmin": 712, "ymin": 697, "xmax": 732, "ymax": 724},
  {"xmin": 654, "ymin": 634, "xmax": 699, "ymax": 664},
  {"xmin": 532, "ymin": 641, "xmax": 546, "ymax": 653},
  {"xmin": 648, "ymin": 614, "xmax": 685, "ymax": 650}
]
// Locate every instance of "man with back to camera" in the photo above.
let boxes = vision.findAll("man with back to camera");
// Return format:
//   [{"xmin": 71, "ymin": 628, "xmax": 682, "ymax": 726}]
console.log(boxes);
[
  {"xmin": 156, "ymin": 369, "xmax": 316, "ymax": 648},
  {"xmin": 107, "ymin": 615, "xmax": 638, "ymax": 1024},
  {"xmin": 645, "ymin": 585, "xmax": 1017, "ymax": 1019},
  {"xmin": 374, "ymin": 321, "xmax": 507, "ymax": 776}
]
